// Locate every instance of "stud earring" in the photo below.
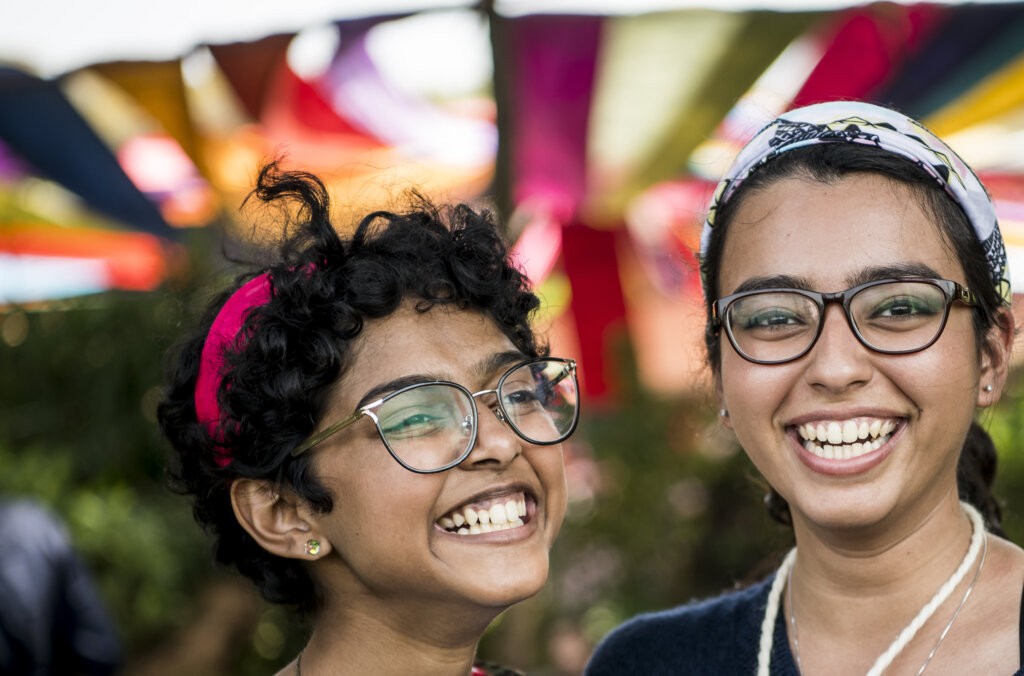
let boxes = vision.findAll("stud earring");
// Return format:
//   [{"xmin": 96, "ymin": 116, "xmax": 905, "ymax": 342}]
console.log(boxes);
[
  {"xmin": 720, "ymin": 409, "xmax": 729, "ymax": 418},
  {"xmin": 304, "ymin": 539, "xmax": 321, "ymax": 556},
  {"xmin": 984, "ymin": 385, "xmax": 993, "ymax": 392}
]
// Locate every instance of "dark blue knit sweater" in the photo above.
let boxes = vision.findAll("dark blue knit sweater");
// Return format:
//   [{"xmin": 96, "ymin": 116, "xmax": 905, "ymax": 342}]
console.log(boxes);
[{"xmin": 584, "ymin": 574, "xmax": 1024, "ymax": 676}]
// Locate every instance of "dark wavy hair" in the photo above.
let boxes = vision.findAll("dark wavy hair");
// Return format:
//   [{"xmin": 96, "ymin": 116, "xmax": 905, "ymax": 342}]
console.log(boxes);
[
  {"xmin": 701, "ymin": 142, "xmax": 1011, "ymax": 536},
  {"xmin": 158, "ymin": 163, "xmax": 544, "ymax": 609}
]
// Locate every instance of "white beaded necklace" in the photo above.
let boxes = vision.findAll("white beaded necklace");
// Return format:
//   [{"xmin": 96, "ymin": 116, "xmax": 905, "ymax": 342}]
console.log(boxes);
[{"xmin": 756, "ymin": 502, "xmax": 987, "ymax": 676}]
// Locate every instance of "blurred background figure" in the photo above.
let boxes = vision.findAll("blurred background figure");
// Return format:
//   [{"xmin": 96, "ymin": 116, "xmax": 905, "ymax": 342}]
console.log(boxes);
[{"xmin": 0, "ymin": 498, "xmax": 120, "ymax": 675}]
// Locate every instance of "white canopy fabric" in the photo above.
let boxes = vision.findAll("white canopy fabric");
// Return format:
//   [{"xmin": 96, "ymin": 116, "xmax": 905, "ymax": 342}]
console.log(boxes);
[{"xmin": 1, "ymin": 0, "xmax": 998, "ymax": 77}]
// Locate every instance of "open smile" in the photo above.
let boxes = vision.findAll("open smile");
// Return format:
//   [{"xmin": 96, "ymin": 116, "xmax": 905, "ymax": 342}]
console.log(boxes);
[
  {"xmin": 795, "ymin": 417, "xmax": 901, "ymax": 460},
  {"xmin": 436, "ymin": 490, "xmax": 532, "ymax": 536}
]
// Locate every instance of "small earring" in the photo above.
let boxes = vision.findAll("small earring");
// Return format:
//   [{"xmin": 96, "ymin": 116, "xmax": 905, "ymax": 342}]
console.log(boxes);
[
  {"xmin": 720, "ymin": 409, "xmax": 729, "ymax": 418},
  {"xmin": 984, "ymin": 385, "xmax": 993, "ymax": 392},
  {"xmin": 304, "ymin": 539, "xmax": 321, "ymax": 556}
]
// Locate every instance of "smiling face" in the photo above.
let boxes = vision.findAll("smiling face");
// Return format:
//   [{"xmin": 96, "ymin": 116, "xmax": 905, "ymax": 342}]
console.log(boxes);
[
  {"xmin": 715, "ymin": 173, "xmax": 986, "ymax": 532},
  {"xmin": 305, "ymin": 303, "xmax": 567, "ymax": 622}
]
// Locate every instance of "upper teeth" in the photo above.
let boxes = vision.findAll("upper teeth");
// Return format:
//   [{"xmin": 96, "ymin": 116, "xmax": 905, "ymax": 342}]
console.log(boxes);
[
  {"xmin": 438, "ymin": 493, "xmax": 528, "ymax": 535},
  {"xmin": 797, "ymin": 419, "xmax": 897, "ymax": 460}
]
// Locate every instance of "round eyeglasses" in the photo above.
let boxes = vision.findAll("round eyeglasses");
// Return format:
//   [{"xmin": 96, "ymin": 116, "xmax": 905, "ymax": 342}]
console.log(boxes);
[
  {"xmin": 711, "ymin": 278, "xmax": 979, "ymax": 365},
  {"xmin": 291, "ymin": 358, "xmax": 579, "ymax": 473}
]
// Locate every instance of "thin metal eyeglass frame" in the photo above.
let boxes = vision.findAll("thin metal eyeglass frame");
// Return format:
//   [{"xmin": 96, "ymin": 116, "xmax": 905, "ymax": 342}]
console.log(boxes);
[
  {"xmin": 711, "ymin": 277, "xmax": 978, "ymax": 365},
  {"xmin": 290, "ymin": 357, "xmax": 579, "ymax": 473}
]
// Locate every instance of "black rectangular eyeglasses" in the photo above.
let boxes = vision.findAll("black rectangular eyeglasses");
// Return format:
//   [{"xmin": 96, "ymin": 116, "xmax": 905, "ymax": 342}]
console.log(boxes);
[{"xmin": 711, "ymin": 277, "xmax": 978, "ymax": 365}]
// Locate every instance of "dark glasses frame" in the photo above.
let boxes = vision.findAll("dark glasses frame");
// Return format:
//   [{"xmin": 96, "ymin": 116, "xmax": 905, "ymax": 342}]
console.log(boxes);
[
  {"xmin": 711, "ymin": 277, "xmax": 978, "ymax": 365},
  {"xmin": 291, "ymin": 357, "xmax": 579, "ymax": 474}
]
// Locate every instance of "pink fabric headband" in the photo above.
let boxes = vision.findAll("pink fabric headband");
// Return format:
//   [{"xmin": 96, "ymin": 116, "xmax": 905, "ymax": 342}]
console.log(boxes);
[{"xmin": 195, "ymin": 273, "xmax": 273, "ymax": 466}]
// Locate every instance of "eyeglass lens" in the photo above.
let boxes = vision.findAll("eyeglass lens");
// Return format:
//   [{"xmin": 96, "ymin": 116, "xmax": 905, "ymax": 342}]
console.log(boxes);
[
  {"xmin": 725, "ymin": 280, "xmax": 950, "ymax": 363},
  {"xmin": 376, "ymin": 360, "xmax": 578, "ymax": 472}
]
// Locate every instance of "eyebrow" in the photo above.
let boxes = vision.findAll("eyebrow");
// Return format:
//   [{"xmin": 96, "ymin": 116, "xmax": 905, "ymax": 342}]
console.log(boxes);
[
  {"xmin": 729, "ymin": 263, "xmax": 946, "ymax": 296},
  {"xmin": 731, "ymin": 275, "xmax": 814, "ymax": 294},
  {"xmin": 848, "ymin": 263, "xmax": 944, "ymax": 287},
  {"xmin": 354, "ymin": 349, "xmax": 528, "ymax": 409}
]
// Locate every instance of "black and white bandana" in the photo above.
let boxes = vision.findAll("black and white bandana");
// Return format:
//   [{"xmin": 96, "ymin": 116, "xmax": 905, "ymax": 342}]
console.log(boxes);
[{"xmin": 700, "ymin": 101, "xmax": 1009, "ymax": 304}]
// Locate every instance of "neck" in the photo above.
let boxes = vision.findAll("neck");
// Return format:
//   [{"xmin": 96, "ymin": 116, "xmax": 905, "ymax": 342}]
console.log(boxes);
[
  {"xmin": 786, "ymin": 492, "xmax": 979, "ymax": 671},
  {"xmin": 790, "ymin": 491, "xmax": 970, "ymax": 600},
  {"xmin": 298, "ymin": 596, "xmax": 499, "ymax": 676}
]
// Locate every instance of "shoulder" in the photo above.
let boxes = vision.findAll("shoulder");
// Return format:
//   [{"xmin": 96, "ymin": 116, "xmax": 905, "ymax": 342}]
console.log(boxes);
[{"xmin": 584, "ymin": 576, "xmax": 775, "ymax": 676}]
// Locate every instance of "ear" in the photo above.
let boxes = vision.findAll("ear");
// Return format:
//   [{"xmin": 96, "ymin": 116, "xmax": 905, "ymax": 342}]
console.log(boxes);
[
  {"xmin": 713, "ymin": 371, "xmax": 733, "ymax": 430},
  {"xmin": 977, "ymin": 307, "xmax": 1014, "ymax": 408},
  {"xmin": 230, "ymin": 478, "xmax": 332, "ymax": 561}
]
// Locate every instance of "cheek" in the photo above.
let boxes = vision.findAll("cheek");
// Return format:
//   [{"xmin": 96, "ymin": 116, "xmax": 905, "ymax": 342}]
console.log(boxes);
[
  {"xmin": 317, "ymin": 451, "xmax": 440, "ymax": 545},
  {"xmin": 719, "ymin": 354, "xmax": 793, "ymax": 424},
  {"xmin": 527, "ymin": 446, "xmax": 567, "ymax": 535}
]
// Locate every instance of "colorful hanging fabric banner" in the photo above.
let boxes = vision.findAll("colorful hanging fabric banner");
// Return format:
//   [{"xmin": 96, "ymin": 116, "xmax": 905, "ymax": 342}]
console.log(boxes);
[
  {"xmin": 874, "ymin": 3, "xmax": 1024, "ymax": 117},
  {"xmin": 0, "ymin": 68, "xmax": 172, "ymax": 237},
  {"xmin": 209, "ymin": 33, "xmax": 294, "ymax": 121},
  {"xmin": 790, "ymin": 4, "xmax": 943, "ymax": 108}
]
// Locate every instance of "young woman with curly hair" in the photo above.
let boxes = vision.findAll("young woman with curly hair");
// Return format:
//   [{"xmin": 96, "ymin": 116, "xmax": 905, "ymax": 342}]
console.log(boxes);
[{"xmin": 159, "ymin": 163, "xmax": 578, "ymax": 676}]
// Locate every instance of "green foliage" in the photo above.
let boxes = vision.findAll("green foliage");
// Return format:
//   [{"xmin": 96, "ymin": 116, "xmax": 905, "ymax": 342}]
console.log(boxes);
[
  {"xmin": 0, "ymin": 249, "xmax": 300, "ymax": 673},
  {"xmin": 981, "ymin": 373, "xmax": 1024, "ymax": 545}
]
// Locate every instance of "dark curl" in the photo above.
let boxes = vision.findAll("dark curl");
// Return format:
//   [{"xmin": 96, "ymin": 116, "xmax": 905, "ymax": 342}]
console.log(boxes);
[
  {"xmin": 702, "ymin": 143, "xmax": 1010, "ymax": 535},
  {"xmin": 158, "ymin": 163, "xmax": 544, "ymax": 609}
]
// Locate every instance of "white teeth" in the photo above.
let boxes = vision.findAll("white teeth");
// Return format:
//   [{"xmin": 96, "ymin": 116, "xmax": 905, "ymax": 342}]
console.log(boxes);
[
  {"xmin": 827, "ymin": 422, "xmax": 843, "ymax": 445},
  {"xmin": 796, "ymin": 418, "xmax": 900, "ymax": 462},
  {"xmin": 801, "ymin": 423, "xmax": 894, "ymax": 461},
  {"xmin": 489, "ymin": 504, "xmax": 507, "ymax": 525},
  {"xmin": 441, "ymin": 493, "xmax": 531, "ymax": 535},
  {"xmin": 841, "ymin": 420, "xmax": 858, "ymax": 444}
]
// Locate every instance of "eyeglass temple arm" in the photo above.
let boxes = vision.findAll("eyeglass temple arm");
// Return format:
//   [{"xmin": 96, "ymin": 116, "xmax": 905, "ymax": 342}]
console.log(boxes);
[
  {"xmin": 551, "ymin": 362, "xmax": 576, "ymax": 387},
  {"xmin": 291, "ymin": 404, "xmax": 376, "ymax": 457}
]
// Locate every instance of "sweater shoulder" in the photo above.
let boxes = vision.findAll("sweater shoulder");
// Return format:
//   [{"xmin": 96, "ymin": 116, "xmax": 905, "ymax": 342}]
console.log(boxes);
[{"xmin": 583, "ymin": 576, "xmax": 774, "ymax": 676}]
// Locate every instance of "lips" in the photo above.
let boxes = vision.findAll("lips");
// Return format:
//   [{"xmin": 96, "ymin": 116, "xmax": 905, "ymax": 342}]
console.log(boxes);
[{"xmin": 436, "ymin": 490, "xmax": 530, "ymax": 536}]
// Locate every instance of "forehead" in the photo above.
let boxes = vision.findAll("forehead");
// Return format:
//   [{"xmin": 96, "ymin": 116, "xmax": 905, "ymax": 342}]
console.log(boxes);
[
  {"xmin": 338, "ymin": 304, "xmax": 519, "ymax": 400},
  {"xmin": 717, "ymin": 173, "xmax": 963, "ymax": 295}
]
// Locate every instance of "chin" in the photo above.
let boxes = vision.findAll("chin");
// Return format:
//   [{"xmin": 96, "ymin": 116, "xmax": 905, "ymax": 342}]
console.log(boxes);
[
  {"xmin": 466, "ymin": 560, "xmax": 550, "ymax": 609},
  {"xmin": 789, "ymin": 490, "xmax": 897, "ymax": 533}
]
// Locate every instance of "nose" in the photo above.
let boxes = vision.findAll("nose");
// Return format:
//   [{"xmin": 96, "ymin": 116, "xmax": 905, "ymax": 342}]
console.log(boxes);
[
  {"xmin": 459, "ymin": 401, "xmax": 522, "ymax": 470},
  {"xmin": 801, "ymin": 303, "xmax": 873, "ymax": 394}
]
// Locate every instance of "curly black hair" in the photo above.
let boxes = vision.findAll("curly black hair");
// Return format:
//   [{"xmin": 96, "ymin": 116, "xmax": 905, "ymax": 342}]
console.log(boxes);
[{"xmin": 158, "ymin": 163, "xmax": 544, "ymax": 609}]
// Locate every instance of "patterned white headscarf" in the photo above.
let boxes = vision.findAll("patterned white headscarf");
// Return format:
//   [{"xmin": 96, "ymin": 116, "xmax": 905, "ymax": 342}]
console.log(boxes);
[{"xmin": 700, "ymin": 101, "xmax": 1009, "ymax": 304}]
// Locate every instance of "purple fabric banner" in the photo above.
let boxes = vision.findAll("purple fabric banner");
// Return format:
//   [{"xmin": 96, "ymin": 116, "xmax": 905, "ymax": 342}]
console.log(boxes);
[{"xmin": 505, "ymin": 15, "xmax": 603, "ymax": 222}]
